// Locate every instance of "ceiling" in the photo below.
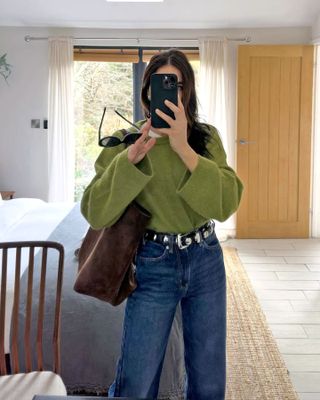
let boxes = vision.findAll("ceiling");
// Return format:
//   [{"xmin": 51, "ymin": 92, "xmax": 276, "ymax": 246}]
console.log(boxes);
[{"xmin": 0, "ymin": 0, "xmax": 319, "ymax": 29}]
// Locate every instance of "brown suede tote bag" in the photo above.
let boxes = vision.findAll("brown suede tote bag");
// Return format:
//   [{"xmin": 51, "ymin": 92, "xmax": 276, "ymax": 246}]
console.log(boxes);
[{"xmin": 73, "ymin": 200, "xmax": 151, "ymax": 306}]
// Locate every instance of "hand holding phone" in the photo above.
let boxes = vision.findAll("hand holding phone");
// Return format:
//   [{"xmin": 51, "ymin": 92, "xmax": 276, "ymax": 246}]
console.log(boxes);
[{"xmin": 150, "ymin": 73, "xmax": 178, "ymax": 129}]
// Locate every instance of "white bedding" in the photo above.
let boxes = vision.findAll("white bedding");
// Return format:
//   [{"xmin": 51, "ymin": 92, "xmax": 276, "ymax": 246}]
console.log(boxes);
[
  {"xmin": 0, "ymin": 198, "xmax": 75, "ymax": 353},
  {"xmin": 0, "ymin": 198, "xmax": 74, "ymax": 242}
]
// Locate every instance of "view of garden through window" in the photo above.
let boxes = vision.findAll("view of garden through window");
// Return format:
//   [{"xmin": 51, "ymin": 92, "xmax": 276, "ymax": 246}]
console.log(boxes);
[{"xmin": 74, "ymin": 59, "xmax": 200, "ymax": 202}]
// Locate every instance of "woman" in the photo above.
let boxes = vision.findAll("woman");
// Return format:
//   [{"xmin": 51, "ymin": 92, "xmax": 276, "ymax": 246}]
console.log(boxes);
[{"xmin": 81, "ymin": 48, "xmax": 243, "ymax": 400}]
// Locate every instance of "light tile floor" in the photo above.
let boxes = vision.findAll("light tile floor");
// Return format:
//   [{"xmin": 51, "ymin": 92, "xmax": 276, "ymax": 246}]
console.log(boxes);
[{"xmin": 223, "ymin": 238, "xmax": 320, "ymax": 400}]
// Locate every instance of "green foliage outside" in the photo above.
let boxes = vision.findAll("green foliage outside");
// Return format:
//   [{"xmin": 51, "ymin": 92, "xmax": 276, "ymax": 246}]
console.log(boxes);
[{"xmin": 74, "ymin": 61, "xmax": 133, "ymax": 201}]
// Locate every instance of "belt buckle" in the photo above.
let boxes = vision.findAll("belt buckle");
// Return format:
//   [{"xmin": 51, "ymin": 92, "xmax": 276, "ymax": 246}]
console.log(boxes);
[{"xmin": 176, "ymin": 233, "xmax": 192, "ymax": 249}]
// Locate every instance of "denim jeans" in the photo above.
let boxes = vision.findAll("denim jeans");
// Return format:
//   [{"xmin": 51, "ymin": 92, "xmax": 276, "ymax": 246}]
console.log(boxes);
[{"xmin": 108, "ymin": 229, "xmax": 226, "ymax": 400}]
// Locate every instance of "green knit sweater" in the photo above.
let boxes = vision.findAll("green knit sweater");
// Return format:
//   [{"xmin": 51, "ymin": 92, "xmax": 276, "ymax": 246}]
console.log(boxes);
[{"xmin": 81, "ymin": 120, "xmax": 244, "ymax": 234}]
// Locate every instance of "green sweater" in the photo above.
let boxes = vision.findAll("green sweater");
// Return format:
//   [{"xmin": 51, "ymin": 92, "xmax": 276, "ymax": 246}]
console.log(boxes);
[{"xmin": 81, "ymin": 120, "xmax": 244, "ymax": 234}]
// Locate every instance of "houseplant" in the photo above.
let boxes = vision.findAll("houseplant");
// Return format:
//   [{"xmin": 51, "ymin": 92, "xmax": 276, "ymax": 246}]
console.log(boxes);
[{"xmin": 0, "ymin": 53, "xmax": 12, "ymax": 83}]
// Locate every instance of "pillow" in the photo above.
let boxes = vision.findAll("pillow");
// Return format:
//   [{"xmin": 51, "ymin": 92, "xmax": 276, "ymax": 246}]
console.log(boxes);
[{"xmin": 0, "ymin": 192, "xmax": 3, "ymax": 203}]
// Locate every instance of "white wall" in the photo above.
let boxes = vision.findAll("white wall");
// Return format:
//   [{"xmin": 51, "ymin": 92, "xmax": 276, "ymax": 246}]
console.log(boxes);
[
  {"xmin": 312, "ymin": 13, "xmax": 320, "ymax": 41},
  {"xmin": 0, "ymin": 27, "xmax": 50, "ymax": 199},
  {"xmin": 0, "ymin": 26, "xmax": 312, "ymax": 200}
]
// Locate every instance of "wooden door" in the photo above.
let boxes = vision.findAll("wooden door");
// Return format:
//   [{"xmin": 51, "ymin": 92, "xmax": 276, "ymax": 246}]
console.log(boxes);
[{"xmin": 236, "ymin": 45, "xmax": 314, "ymax": 238}]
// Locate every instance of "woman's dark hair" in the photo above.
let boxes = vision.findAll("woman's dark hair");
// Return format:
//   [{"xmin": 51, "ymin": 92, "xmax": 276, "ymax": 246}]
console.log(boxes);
[{"xmin": 140, "ymin": 48, "xmax": 213, "ymax": 158}]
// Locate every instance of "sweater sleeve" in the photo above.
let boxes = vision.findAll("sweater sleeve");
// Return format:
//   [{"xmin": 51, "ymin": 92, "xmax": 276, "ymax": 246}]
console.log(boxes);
[
  {"xmin": 80, "ymin": 131, "xmax": 153, "ymax": 230},
  {"xmin": 176, "ymin": 125, "xmax": 244, "ymax": 222}
]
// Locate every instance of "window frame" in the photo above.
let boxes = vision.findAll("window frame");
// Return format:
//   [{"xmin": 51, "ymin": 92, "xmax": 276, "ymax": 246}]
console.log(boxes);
[{"xmin": 73, "ymin": 46, "xmax": 199, "ymax": 122}]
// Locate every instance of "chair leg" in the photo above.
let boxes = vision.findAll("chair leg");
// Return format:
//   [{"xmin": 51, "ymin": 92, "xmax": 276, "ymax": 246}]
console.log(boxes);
[{"xmin": 5, "ymin": 353, "xmax": 11, "ymax": 374}]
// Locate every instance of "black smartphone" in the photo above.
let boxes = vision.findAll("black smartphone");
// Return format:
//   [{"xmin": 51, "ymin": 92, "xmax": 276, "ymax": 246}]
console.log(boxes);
[{"xmin": 150, "ymin": 73, "xmax": 178, "ymax": 129}]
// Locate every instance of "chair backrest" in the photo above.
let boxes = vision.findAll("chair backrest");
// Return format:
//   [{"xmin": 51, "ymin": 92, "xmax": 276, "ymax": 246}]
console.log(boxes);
[{"xmin": 0, "ymin": 241, "xmax": 64, "ymax": 376}]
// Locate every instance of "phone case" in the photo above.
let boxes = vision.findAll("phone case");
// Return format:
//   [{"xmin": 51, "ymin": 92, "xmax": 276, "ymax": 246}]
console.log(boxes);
[{"xmin": 150, "ymin": 73, "xmax": 178, "ymax": 129}]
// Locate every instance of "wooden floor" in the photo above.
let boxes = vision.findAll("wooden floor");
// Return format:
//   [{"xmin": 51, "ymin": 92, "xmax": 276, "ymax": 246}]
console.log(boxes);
[{"xmin": 223, "ymin": 238, "xmax": 320, "ymax": 400}]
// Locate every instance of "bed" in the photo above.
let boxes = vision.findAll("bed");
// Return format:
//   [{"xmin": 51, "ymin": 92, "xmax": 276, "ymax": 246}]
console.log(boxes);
[{"xmin": 0, "ymin": 197, "xmax": 185, "ymax": 399}]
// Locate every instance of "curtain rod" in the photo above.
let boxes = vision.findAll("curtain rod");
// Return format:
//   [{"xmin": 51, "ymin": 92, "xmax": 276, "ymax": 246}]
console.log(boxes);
[{"xmin": 24, "ymin": 35, "xmax": 251, "ymax": 43}]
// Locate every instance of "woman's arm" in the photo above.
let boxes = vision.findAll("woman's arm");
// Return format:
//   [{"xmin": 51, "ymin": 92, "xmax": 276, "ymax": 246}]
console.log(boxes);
[
  {"xmin": 176, "ymin": 125, "xmax": 244, "ymax": 222},
  {"xmin": 80, "ymin": 133, "xmax": 153, "ymax": 230}
]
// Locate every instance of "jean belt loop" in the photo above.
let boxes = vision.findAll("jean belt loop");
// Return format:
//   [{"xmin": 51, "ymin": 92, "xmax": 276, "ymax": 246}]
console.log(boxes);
[
  {"xmin": 210, "ymin": 220, "xmax": 216, "ymax": 237},
  {"xmin": 167, "ymin": 235, "xmax": 174, "ymax": 254},
  {"xmin": 194, "ymin": 231, "xmax": 201, "ymax": 243}
]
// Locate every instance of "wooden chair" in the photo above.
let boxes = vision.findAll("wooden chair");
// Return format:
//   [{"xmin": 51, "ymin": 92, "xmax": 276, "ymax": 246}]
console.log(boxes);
[{"xmin": 0, "ymin": 241, "xmax": 67, "ymax": 399}]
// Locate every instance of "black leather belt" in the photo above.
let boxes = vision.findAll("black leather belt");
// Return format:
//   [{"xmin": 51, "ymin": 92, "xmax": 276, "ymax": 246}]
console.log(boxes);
[{"xmin": 143, "ymin": 219, "xmax": 215, "ymax": 250}]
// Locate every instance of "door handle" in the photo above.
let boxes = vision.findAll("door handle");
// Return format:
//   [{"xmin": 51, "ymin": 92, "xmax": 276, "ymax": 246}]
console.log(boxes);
[{"xmin": 238, "ymin": 139, "xmax": 256, "ymax": 145}]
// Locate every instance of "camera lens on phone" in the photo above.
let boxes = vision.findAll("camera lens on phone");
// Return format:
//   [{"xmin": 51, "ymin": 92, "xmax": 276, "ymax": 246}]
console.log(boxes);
[{"xmin": 163, "ymin": 75, "xmax": 176, "ymax": 89}]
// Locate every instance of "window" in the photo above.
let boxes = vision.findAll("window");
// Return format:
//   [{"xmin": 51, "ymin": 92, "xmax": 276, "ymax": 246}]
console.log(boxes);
[
  {"xmin": 74, "ymin": 48, "xmax": 200, "ymax": 201},
  {"xmin": 74, "ymin": 61, "xmax": 133, "ymax": 201}
]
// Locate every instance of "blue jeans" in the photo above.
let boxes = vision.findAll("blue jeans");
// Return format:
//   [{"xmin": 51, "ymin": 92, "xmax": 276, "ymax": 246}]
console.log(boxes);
[{"xmin": 108, "ymin": 229, "xmax": 226, "ymax": 400}]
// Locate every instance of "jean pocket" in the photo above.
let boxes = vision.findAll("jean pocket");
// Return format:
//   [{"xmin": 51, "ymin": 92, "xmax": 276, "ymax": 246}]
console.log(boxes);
[
  {"xmin": 137, "ymin": 240, "xmax": 169, "ymax": 262},
  {"xmin": 202, "ymin": 233, "xmax": 221, "ymax": 251}
]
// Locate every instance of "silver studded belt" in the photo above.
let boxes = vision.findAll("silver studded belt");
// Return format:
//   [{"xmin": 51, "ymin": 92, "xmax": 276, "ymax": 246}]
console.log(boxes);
[{"xmin": 143, "ymin": 219, "xmax": 215, "ymax": 250}]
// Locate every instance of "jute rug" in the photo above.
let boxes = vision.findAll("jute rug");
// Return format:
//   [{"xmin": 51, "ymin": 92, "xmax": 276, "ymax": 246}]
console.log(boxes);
[{"xmin": 224, "ymin": 246, "xmax": 299, "ymax": 400}]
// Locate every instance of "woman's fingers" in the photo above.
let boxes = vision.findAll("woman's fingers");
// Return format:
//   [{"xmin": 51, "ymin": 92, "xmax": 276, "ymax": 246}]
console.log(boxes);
[
  {"xmin": 135, "ymin": 118, "xmax": 151, "ymax": 144},
  {"xmin": 164, "ymin": 99, "xmax": 180, "ymax": 113},
  {"xmin": 140, "ymin": 117, "xmax": 151, "ymax": 133},
  {"xmin": 155, "ymin": 108, "xmax": 173, "ymax": 126},
  {"xmin": 135, "ymin": 130, "xmax": 148, "ymax": 145},
  {"xmin": 127, "ymin": 118, "xmax": 157, "ymax": 164},
  {"xmin": 143, "ymin": 137, "xmax": 156, "ymax": 152}
]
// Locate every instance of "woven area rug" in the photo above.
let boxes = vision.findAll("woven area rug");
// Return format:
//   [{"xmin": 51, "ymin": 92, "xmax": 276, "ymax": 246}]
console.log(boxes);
[{"xmin": 224, "ymin": 246, "xmax": 299, "ymax": 400}]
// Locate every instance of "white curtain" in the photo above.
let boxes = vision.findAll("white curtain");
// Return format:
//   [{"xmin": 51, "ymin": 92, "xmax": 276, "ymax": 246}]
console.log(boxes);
[
  {"xmin": 48, "ymin": 37, "xmax": 74, "ymax": 202},
  {"xmin": 312, "ymin": 44, "xmax": 320, "ymax": 237},
  {"xmin": 198, "ymin": 38, "xmax": 238, "ymax": 235}
]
